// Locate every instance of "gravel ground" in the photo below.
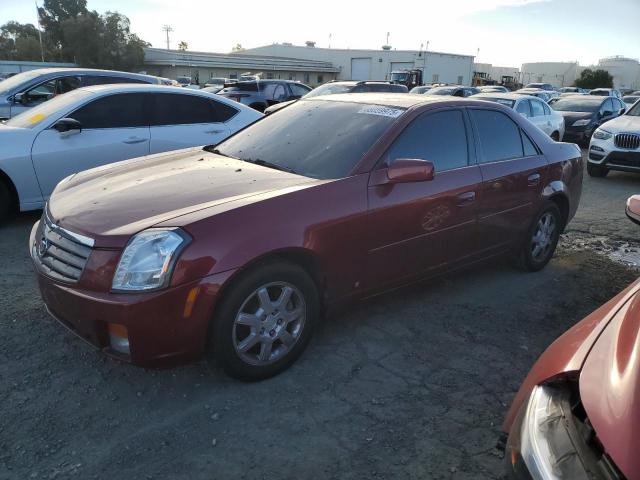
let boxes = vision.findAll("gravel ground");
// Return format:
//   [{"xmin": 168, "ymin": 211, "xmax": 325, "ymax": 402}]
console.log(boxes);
[{"xmin": 1, "ymin": 151, "xmax": 639, "ymax": 480}]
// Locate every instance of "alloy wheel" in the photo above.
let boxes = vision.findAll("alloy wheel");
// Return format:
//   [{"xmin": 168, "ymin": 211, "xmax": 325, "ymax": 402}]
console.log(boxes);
[{"xmin": 531, "ymin": 212, "xmax": 557, "ymax": 262}]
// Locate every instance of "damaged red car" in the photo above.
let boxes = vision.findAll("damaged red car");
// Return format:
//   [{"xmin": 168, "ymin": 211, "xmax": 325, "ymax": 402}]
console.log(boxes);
[
  {"xmin": 30, "ymin": 94, "xmax": 582, "ymax": 380},
  {"xmin": 501, "ymin": 196, "xmax": 640, "ymax": 479}
]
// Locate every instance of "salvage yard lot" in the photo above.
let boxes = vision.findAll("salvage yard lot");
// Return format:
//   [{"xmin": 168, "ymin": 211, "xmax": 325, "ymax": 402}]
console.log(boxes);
[{"xmin": 1, "ymin": 151, "xmax": 639, "ymax": 480}]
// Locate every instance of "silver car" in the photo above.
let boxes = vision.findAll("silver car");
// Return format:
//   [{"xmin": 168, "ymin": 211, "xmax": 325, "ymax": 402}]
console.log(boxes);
[
  {"xmin": 217, "ymin": 80, "xmax": 312, "ymax": 112},
  {"xmin": 0, "ymin": 68, "xmax": 162, "ymax": 119}
]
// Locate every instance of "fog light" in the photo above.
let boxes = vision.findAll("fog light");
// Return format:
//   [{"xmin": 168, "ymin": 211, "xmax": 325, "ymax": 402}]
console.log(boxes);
[
  {"xmin": 590, "ymin": 145, "xmax": 604, "ymax": 152},
  {"xmin": 108, "ymin": 323, "xmax": 130, "ymax": 355}
]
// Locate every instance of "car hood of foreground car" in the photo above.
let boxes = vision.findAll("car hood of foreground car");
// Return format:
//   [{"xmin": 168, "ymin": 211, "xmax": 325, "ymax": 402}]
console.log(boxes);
[
  {"xmin": 48, "ymin": 147, "xmax": 322, "ymax": 248},
  {"xmin": 598, "ymin": 114, "xmax": 640, "ymax": 133},
  {"xmin": 579, "ymin": 283, "xmax": 640, "ymax": 478}
]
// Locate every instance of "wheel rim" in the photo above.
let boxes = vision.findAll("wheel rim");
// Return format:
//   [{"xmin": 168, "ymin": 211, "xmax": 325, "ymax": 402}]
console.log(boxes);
[
  {"xmin": 232, "ymin": 282, "xmax": 306, "ymax": 366},
  {"xmin": 531, "ymin": 212, "xmax": 557, "ymax": 261}
]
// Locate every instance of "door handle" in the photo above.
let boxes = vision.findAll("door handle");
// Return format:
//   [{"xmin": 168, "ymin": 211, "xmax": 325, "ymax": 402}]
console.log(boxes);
[
  {"xmin": 456, "ymin": 191, "xmax": 476, "ymax": 206},
  {"xmin": 527, "ymin": 173, "xmax": 541, "ymax": 186},
  {"xmin": 122, "ymin": 137, "xmax": 148, "ymax": 144},
  {"xmin": 205, "ymin": 129, "xmax": 224, "ymax": 134}
]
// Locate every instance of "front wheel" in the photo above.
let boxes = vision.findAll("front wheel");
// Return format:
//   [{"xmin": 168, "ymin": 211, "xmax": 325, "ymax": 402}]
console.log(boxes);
[
  {"xmin": 516, "ymin": 202, "xmax": 562, "ymax": 272},
  {"xmin": 587, "ymin": 162, "xmax": 609, "ymax": 177},
  {"xmin": 207, "ymin": 261, "xmax": 319, "ymax": 381}
]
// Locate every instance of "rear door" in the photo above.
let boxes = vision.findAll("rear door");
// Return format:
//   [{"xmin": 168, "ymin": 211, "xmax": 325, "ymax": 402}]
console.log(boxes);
[
  {"xmin": 530, "ymin": 98, "xmax": 551, "ymax": 135},
  {"xmin": 148, "ymin": 93, "xmax": 235, "ymax": 153},
  {"xmin": 468, "ymin": 108, "xmax": 548, "ymax": 253},
  {"xmin": 31, "ymin": 92, "xmax": 150, "ymax": 198},
  {"xmin": 366, "ymin": 108, "xmax": 482, "ymax": 290}
]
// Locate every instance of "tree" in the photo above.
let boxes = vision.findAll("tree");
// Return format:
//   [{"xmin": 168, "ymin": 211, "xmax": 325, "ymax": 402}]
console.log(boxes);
[
  {"xmin": 178, "ymin": 41, "xmax": 188, "ymax": 51},
  {"xmin": 0, "ymin": 21, "xmax": 49, "ymax": 61},
  {"xmin": 38, "ymin": 0, "xmax": 88, "ymax": 50},
  {"xmin": 574, "ymin": 69, "xmax": 614, "ymax": 89}
]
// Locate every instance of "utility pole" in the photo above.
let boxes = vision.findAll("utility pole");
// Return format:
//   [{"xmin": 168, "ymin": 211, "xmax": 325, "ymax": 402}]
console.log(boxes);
[
  {"xmin": 423, "ymin": 40, "xmax": 429, "ymax": 84},
  {"xmin": 162, "ymin": 25, "xmax": 173, "ymax": 50},
  {"xmin": 34, "ymin": 0, "xmax": 44, "ymax": 62}
]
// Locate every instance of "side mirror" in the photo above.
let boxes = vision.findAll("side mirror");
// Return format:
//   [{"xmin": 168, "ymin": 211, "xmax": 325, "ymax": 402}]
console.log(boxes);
[
  {"xmin": 13, "ymin": 93, "xmax": 27, "ymax": 104},
  {"xmin": 52, "ymin": 118, "xmax": 82, "ymax": 135},
  {"xmin": 626, "ymin": 195, "xmax": 640, "ymax": 225},
  {"xmin": 619, "ymin": 108, "xmax": 626, "ymax": 115},
  {"xmin": 387, "ymin": 158, "xmax": 435, "ymax": 184}
]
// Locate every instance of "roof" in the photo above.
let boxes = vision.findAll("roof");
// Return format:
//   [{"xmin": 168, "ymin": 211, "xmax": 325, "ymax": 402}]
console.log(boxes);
[
  {"xmin": 474, "ymin": 93, "xmax": 532, "ymax": 101},
  {"xmin": 9, "ymin": 67, "xmax": 156, "ymax": 79},
  {"xmin": 303, "ymin": 92, "xmax": 481, "ymax": 109},
  {"xmin": 79, "ymin": 84, "xmax": 213, "ymax": 95}
]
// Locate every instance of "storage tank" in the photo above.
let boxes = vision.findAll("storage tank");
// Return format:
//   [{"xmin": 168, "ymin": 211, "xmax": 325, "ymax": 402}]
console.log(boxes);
[{"xmin": 597, "ymin": 56, "xmax": 640, "ymax": 90}]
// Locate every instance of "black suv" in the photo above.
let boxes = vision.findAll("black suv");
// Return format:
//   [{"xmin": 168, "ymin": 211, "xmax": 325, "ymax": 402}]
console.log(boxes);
[
  {"xmin": 217, "ymin": 80, "xmax": 312, "ymax": 112},
  {"xmin": 264, "ymin": 80, "xmax": 409, "ymax": 114}
]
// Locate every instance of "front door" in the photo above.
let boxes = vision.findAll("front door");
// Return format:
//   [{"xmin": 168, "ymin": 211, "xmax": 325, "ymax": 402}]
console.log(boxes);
[
  {"xmin": 468, "ymin": 108, "xmax": 548, "ymax": 253},
  {"xmin": 31, "ymin": 92, "xmax": 150, "ymax": 198},
  {"xmin": 365, "ymin": 109, "xmax": 482, "ymax": 291}
]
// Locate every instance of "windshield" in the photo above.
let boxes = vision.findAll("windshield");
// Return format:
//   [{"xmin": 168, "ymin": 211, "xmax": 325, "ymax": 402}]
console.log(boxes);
[
  {"xmin": 477, "ymin": 97, "xmax": 515, "ymax": 108},
  {"xmin": 391, "ymin": 72, "xmax": 408, "ymax": 81},
  {"xmin": 212, "ymin": 100, "xmax": 403, "ymax": 179},
  {"xmin": 622, "ymin": 96, "xmax": 639, "ymax": 105},
  {"xmin": 304, "ymin": 83, "xmax": 353, "ymax": 98},
  {"xmin": 0, "ymin": 70, "xmax": 44, "ymax": 94},
  {"xmin": 5, "ymin": 89, "xmax": 92, "ymax": 128},
  {"xmin": 627, "ymin": 102, "xmax": 640, "ymax": 116},
  {"xmin": 550, "ymin": 98, "xmax": 600, "ymax": 112},
  {"xmin": 410, "ymin": 86, "xmax": 431, "ymax": 94},
  {"xmin": 426, "ymin": 87, "xmax": 454, "ymax": 96}
]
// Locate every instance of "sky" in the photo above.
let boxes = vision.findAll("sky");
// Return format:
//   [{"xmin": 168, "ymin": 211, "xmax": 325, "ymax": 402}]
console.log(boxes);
[{"xmin": 2, "ymin": 0, "xmax": 639, "ymax": 67}]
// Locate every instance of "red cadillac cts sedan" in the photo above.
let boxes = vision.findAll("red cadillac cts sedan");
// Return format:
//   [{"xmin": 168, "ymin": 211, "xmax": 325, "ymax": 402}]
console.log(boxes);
[
  {"xmin": 30, "ymin": 94, "xmax": 583, "ymax": 380},
  {"xmin": 501, "ymin": 197, "xmax": 640, "ymax": 479}
]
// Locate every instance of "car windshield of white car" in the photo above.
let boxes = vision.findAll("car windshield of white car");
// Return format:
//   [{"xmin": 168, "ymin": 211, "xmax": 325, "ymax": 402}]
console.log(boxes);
[
  {"xmin": 212, "ymin": 100, "xmax": 403, "ymax": 180},
  {"xmin": 550, "ymin": 99, "xmax": 600, "ymax": 113},
  {"xmin": 5, "ymin": 89, "xmax": 93, "ymax": 128}
]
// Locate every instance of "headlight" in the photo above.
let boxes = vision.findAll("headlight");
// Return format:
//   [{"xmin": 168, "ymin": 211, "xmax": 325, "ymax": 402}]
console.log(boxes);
[
  {"xmin": 592, "ymin": 128, "xmax": 612, "ymax": 140},
  {"xmin": 572, "ymin": 119, "xmax": 591, "ymax": 127},
  {"xmin": 112, "ymin": 228, "xmax": 190, "ymax": 292},
  {"xmin": 510, "ymin": 384, "xmax": 594, "ymax": 479}
]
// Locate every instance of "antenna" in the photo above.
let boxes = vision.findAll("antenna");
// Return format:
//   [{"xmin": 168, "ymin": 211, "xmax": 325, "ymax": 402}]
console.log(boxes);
[{"xmin": 162, "ymin": 25, "xmax": 173, "ymax": 50}]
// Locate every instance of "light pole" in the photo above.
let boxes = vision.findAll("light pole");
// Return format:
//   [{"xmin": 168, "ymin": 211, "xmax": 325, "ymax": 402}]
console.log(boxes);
[{"xmin": 162, "ymin": 25, "xmax": 173, "ymax": 50}]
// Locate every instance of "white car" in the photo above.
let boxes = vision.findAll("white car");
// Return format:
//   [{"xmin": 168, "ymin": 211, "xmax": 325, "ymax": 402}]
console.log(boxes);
[
  {"xmin": 587, "ymin": 100, "xmax": 640, "ymax": 177},
  {"xmin": 514, "ymin": 88, "xmax": 554, "ymax": 103},
  {"xmin": 0, "ymin": 84, "xmax": 262, "ymax": 220},
  {"xmin": 474, "ymin": 92, "xmax": 565, "ymax": 141}
]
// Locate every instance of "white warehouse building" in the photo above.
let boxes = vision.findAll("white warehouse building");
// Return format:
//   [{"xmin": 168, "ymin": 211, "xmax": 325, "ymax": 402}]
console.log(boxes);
[
  {"xmin": 239, "ymin": 43, "xmax": 475, "ymax": 86},
  {"xmin": 520, "ymin": 62, "xmax": 581, "ymax": 88}
]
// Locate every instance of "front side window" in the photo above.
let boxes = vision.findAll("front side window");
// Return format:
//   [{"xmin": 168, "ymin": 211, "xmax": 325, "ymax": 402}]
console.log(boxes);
[
  {"xmin": 470, "ymin": 109, "xmax": 524, "ymax": 163},
  {"xmin": 385, "ymin": 110, "xmax": 469, "ymax": 172},
  {"xmin": 516, "ymin": 100, "xmax": 531, "ymax": 117},
  {"xmin": 70, "ymin": 93, "xmax": 148, "ymax": 129},
  {"xmin": 213, "ymin": 100, "xmax": 400, "ymax": 179},
  {"xmin": 600, "ymin": 99, "xmax": 614, "ymax": 115},
  {"xmin": 151, "ymin": 93, "xmax": 236, "ymax": 125}
]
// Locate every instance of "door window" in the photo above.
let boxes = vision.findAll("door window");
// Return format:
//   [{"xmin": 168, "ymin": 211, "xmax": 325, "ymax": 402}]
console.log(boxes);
[
  {"xmin": 600, "ymin": 99, "xmax": 614, "ymax": 116},
  {"xmin": 469, "ymin": 109, "xmax": 524, "ymax": 163},
  {"xmin": 522, "ymin": 131, "xmax": 539, "ymax": 157},
  {"xmin": 27, "ymin": 76, "xmax": 81, "ymax": 101},
  {"xmin": 83, "ymin": 75, "xmax": 148, "ymax": 86},
  {"xmin": 69, "ymin": 93, "xmax": 148, "ymax": 129},
  {"xmin": 385, "ymin": 109, "xmax": 469, "ymax": 172},
  {"xmin": 530, "ymin": 99, "xmax": 545, "ymax": 117},
  {"xmin": 516, "ymin": 100, "xmax": 531, "ymax": 117},
  {"xmin": 151, "ymin": 93, "xmax": 237, "ymax": 125},
  {"xmin": 289, "ymin": 83, "xmax": 311, "ymax": 97},
  {"xmin": 542, "ymin": 102, "xmax": 551, "ymax": 115}
]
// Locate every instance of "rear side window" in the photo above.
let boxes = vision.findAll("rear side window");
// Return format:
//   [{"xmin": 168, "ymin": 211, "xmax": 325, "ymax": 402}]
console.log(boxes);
[
  {"xmin": 151, "ymin": 93, "xmax": 237, "ymax": 125},
  {"xmin": 470, "ymin": 109, "xmax": 523, "ymax": 163},
  {"xmin": 289, "ymin": 83, "xmax": 311, "ymax": 97},
  {"xmin": 70, "ymin": 93, "xmax": 148, "ymax": 129},
  {"xmin": 84, "ymin": 75, "xmax": 148, "ymax": 86},
  {"xmin": 386, "ymin": 109, "xmax": 469, "ymax": 172},
  {"xmin": 542, "ymin": 102, "xmax": 551, "ymax": 115},
  {"xmin": 531, "ymin": 100, "xmax": 545, "ymax": 117},
  {"xmin": 522, "ymin": 131, "xmax": 538, "ymax": 157},
  {"xmin": 516, "ymin": 100, "xmax": 531, "ymax": 117}
]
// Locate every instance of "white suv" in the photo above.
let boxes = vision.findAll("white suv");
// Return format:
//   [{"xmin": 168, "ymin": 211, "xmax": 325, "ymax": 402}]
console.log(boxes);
[{"xmin": 587, "ymin": 100, "xmax": 640, "ymax": 177}]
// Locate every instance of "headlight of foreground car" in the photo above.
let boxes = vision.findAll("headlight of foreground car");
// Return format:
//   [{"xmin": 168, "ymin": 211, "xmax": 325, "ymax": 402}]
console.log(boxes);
[
  {"xmin": 592, "ymin": 129, "xmax": 612, "ymax": 140},
  {"xmin": 572, "ymin": 119, "xmax": 591, "ymax": 127},
  {"xmin": 507, "ymin": 383, "xmax": 606, "ymax": 479},
  {"xmin": 112, "ymin": 228, "xmax": 190, "ymax": 292}
]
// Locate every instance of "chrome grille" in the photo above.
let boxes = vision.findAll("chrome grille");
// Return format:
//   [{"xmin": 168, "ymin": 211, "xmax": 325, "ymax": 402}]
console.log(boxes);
[
  {"xmin": 614, "ymin": 133, "xmax": 640, "ymax": 150},
  {"xmin": 34, "ymin": 212, "xmax": 93, "ymax": 283}
]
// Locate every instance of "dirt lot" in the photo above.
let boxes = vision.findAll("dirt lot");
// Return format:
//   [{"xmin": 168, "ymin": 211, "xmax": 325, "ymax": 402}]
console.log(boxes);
[{"xmin": 1, "ymin": 152, "xmax": 639, "ymax": 480}]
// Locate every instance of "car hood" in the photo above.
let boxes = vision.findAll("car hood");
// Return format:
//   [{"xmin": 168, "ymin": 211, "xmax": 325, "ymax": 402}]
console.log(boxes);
[
  {"xmin": 48, "ymin": 147, "xmax": 320, "ymax": 248},
  {"xmin": 556, "ymin": 111, "xmax": 595, "ymax": 124},
  {"xmin": 599, "ymin": 114, "xmax": 640, "ymax": 133},
  {"xmin": 579, "ymin": 283, "xmax": 640, "ymax": 478}
]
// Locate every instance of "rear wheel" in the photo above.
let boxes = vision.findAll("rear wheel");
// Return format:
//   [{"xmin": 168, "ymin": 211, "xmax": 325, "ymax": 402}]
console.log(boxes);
[
  {"xmin": 516, "ymin": 202, "xmax": 562, "ymax": 272},
  {"xmin": 587, "ymin": 162, "xmax": 609, "ymax": 177},
  {"xmin": 207, "ymin": 261, "xmax": 319, "ymax": 381}
]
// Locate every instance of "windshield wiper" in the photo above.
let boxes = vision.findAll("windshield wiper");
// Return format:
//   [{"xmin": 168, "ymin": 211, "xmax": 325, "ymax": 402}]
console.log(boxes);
[{"xmin": 245, "ymin": 159, "xmax": 298, "ymax": 175}]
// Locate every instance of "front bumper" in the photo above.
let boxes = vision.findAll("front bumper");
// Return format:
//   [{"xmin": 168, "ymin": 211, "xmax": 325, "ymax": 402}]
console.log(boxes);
[
  {"xmin": 563, "ymin": 126, "xmax": 593, "ymax": 144},
  {"xmin": 588, "ymin": 135, "xmax": 640, "ymax": 172},
  {"xmin": 30, "ymin": 221, "xmax": 235, "ymax": 368}
]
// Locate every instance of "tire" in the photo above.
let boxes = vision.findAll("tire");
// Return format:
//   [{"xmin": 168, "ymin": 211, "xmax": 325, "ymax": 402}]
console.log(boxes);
[
  {"xmin": 0, "ymin": 179, "xmax": 16, "ymax": 224},
  {"xmin": 516, "ymin": 202, "xmax": 562, "ymax": 272},
  {"xmin": 587, "ymin": 162, "xmax": 609, "ymax": 177},
  {"xmin": 550, "ymin": 131, "xmax": 559, "ymax": 141},
  {"xmin": 207, "ymin": 261, "xmax": 319, "ymax": 381}
]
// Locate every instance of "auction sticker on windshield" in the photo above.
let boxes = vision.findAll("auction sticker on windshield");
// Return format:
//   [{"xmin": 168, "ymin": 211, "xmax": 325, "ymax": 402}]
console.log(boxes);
[{"xmin": 358, "ymin": 106, "xmax": 404, "ymax": 118}]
